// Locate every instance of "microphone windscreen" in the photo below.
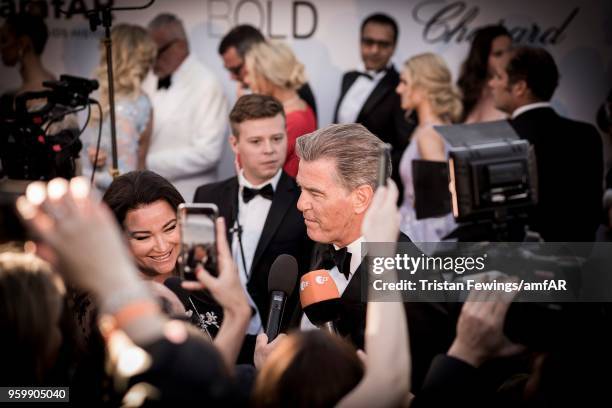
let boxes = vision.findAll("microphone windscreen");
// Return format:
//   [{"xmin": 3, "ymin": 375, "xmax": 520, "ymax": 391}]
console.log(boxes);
[
  {"xmin": 268, "ymin": 254, "xmax": 298, "ymax": 295},
  {"xmin": 299, "ymin": 270, "xmax": 340, "ymax": 308}
]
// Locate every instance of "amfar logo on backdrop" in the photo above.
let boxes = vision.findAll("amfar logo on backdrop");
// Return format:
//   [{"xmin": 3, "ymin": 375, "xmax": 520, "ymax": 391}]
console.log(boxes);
[
  {"xmin": 413, "ymin": 0, "xmax": 579, "ymax": 45},
  {"xmin": 0, "ymin": 0, "xmax": 114, "ymax": 19}
]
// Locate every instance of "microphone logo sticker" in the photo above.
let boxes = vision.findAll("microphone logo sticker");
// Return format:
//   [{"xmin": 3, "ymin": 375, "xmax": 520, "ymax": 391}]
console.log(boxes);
[
  {"xmin": 315, "ymin": 276, "xmax": 329, "ymax": 285},
  {"xmin": 300, "ymin": 281, "xmax": 310, "ymax": 291}
]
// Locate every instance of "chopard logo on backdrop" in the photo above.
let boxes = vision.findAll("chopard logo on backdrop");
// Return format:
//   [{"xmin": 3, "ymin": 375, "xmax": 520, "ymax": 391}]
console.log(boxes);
[{"xmin": 413, "ymin": 0, "xmax": 579, "ymax": 45}]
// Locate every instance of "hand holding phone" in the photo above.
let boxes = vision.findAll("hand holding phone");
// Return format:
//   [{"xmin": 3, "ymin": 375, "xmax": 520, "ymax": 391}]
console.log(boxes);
[
  {"xmin": 181, "ymin": 217, "xmax": 251, "ymax": 320},
  {"xmin": 178, "ymin": 203, "xmax": 219, "ymax": 280}
]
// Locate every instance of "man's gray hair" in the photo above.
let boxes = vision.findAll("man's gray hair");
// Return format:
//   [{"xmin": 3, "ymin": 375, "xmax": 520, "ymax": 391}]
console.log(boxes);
[
  {"xmin": 296, "ymin": 123, "xmax": 391, "ymax": 191},
  {"xmin": 148, "ymin": 13, "xmax": 187, "ymax": 41}
]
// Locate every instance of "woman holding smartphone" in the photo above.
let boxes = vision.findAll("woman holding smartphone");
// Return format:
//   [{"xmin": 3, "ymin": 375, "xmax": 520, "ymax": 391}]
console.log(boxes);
[
  {"xmin": 100, "ymin": 171, "xmax": 225, "ymax": 335},
  {"xmin": 101, "ymin": 170, "xmax": 252, "ymax": 370}
]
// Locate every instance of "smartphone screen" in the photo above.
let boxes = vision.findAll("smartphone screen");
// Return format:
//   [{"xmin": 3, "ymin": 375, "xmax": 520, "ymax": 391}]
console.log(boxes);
[{"xmin": 177, "ymin": 203, "xmax": 218, "ymax": 280}]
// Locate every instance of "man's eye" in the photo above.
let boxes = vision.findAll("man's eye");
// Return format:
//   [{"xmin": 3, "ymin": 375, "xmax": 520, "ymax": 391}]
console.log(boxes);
[{"xmin": 164, "ymin": 224, "xmax": 176, "ymax": 233}]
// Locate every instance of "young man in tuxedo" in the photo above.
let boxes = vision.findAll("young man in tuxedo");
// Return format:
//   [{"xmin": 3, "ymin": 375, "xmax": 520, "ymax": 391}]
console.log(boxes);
[
  {"xmin": 193, "ymin": 94, "xmax": 313, "ymax": 363},
  {"xmin": 293, "ymin": 123, "xmax": 452, "ymax": 391},
  {"xmin": 333, "ymin": 13, "xmax": 415, "ymax": 199},
  {"xmin": 490, "ymin": 46, "xmax": 604, "ymax": 242}
]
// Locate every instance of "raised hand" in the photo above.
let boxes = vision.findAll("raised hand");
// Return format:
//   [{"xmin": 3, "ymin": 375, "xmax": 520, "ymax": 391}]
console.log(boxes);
[
  {"xmin": 448, "ymin": 281, "xmax": 525, "ymax": 367},
  {"xmin": 16, "ymin": 177, "xmax": 141, "ymax": 298}
]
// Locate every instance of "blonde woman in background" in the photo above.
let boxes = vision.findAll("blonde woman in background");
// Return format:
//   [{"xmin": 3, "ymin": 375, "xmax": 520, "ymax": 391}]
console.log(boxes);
[
  {"xmin": 395, "ymin": 52, "xmax": 462, "ymax": 242},
  {"xmin": 83, "ymin": 24, "xmax": 156, "ymax": 191},
  {"xmin": 244, "ymin": 41, "xmax": 317, "ymax": 178}
]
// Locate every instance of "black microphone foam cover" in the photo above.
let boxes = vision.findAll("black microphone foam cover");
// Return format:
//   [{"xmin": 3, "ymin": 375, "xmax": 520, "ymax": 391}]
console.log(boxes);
[{"xmin": 268, "ymin": 254, "xmax": 298, "ymax": 295}]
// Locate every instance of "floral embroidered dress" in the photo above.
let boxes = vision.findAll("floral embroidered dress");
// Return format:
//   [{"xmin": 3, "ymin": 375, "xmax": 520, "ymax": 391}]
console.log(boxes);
[{"xmin": 82, "ymin": 93, "xmax": 151, "ymax": 192}]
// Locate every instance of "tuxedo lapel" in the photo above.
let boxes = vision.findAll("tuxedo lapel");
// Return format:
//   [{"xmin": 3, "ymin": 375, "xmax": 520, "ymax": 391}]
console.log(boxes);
[
  {"xmin": 334, "ymin": 72, "xmax": 360, "ymax": 123},
  {"xmin": 357, "ymin": 67, "xmax": 398, "ymax": 123},
  {"xmin": 250, "ymin": 172, "xmax": 296, "ymax": 276},
  {"xmin": 221, "ymin": 179, "xmax": 239, "ymax": 245},
  {"xmin": 342, "ymin": 261, "xmax": 365, "ymax": 303},
  {"xmin": 341, "ymin": 231, "xmax": 410, "ymax": 302}
]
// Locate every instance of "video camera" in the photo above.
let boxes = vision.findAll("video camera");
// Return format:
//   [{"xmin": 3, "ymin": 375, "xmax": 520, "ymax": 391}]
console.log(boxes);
[
  {"xmin": 0, "ymin": 75, "xmax": 98, "ymax": 181},
  {"xmin": 418, "ymin": 121, "xmax": 593, "ymax": 349},
  {"xmin": 434, "ymin": 121, "xmax": 538, "ymax": 241}
]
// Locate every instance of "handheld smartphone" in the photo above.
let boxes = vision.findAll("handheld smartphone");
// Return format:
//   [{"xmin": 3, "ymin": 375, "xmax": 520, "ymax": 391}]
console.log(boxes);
[
  {"xmin": 177, "ymin": 203, "xmax": 218, "ymax": 280},
  {"xmin": 377, "ymin": 143, "xmax": 392, "ymax": 188}
]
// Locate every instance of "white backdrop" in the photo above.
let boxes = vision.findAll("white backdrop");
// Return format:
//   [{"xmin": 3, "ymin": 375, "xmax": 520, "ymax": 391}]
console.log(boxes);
[{"xmin": 1, "ymin": 0, "xmax": 610, "ymax": 180}]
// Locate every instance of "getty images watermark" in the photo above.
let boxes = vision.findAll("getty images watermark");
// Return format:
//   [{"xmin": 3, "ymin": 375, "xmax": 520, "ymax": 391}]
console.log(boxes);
[{"xmin": 361, "ymin": 242, "xmax": 612, "ymax": 303}]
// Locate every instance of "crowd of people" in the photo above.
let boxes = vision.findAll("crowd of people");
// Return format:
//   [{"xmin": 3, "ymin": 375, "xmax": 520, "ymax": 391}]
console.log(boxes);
[{"xmin": 1, "ymin": 4, "xmax": 612, "ymax": 407}]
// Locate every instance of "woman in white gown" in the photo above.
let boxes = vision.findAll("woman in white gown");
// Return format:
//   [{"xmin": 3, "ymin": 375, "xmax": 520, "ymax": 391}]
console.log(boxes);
[{"xmin": 395, "ymin": 53, "xmax": 463, "ymax": 243}]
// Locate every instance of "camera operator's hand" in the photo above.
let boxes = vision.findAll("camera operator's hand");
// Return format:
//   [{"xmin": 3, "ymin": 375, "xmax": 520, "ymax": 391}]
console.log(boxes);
[
  {"xmin": 362, "ymin": 180, "xmax": 401, "ymax": 244},
  {"xmin": 182, "ymin": 217, "xmax": 251, "ymax": 370},
  {"xmin": 87, "ymin": 146, "xmax": 107, "ymax": 168},
  {"xmin": 448, "ymin": 282, "xmax": 525, "ymax": 367}
]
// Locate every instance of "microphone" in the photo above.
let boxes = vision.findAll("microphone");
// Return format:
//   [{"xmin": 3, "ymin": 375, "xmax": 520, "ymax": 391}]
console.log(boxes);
[
  {"xmin": 299, "ymin": 270, "xmax": 341, "ymax": 334},
  {"xmin": 266, "ymin": 255, "xmax": 298, "ymax": 342}
]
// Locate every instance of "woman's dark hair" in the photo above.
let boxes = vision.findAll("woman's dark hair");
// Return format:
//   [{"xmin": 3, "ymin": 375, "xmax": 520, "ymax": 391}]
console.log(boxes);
[
  {"xmin": 4, "ymin": 13, "xmax": 49, "ymax": 55},
  {"xmin": 253, "ymin": 330, "xmax": 364, "ymax": 407},
  {"xmin": 102, "ymin": 170, "xmax": 184, "ymax": 227},
  {"xmin": 457, "ymin": 25, "xmax": 511, "ymax": 121},
  {"xmin": 0, "ymin": 252, "xmax": 64, "ymax": 384}
]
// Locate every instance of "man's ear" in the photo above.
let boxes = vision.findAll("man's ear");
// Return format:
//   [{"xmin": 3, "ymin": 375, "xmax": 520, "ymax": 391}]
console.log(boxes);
[
  {"xmin": 229, "ymin": 135, "xmax": 239, "ymax": 155},
  {"xmin": 512, "ymin": 79, "xmax": 529, "ymax": 98},
  {"xmin": 17, "ymin": 36, "xmax": 31, "ymax": 54},
  {"xmin": 352, "ymin": 184, "xmax": 375, "ymax": 215}
]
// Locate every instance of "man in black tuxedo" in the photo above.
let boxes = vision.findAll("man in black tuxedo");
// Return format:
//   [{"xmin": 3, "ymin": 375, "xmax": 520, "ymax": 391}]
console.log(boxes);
[
  {"xmin": 194, "ymin": 94, "xmax": 313, "ymax": 362},
  {"xmin": 490, "ymin": 46, "xmax": 603, "ymax": 241},
  {"xmin": 293, "ymin": 123, "xmax": 452, "ymax": 391},
  {"xmin": 334, "ymin": 13, "xmax": 415, "ymax": 198},
  {"xmin": 218, "ymin": 24, "xmax": 317, "ymax": 118}
]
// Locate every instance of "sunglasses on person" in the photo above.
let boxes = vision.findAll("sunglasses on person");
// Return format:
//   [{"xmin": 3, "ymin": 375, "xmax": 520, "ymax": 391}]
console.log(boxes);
[
  {"xmin": 157, "ymin": 39, "xmax": 181, "ymax": 58},
  {"xmin": 360, "ymin": 37, "xmax": 394, "ymax": 49},
  {"xmin": 227, "ymin": 62, "xmax": 244, "ymax": 77}
]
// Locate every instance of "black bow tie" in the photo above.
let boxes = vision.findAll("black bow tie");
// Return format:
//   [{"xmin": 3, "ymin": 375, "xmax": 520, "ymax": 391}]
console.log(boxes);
[
  {"xmin": 157, "ymin": 76, "xmax": 172, "ymax": 89},
  {"xmin": 242, "ymin": 184, "xmax": 274, "ymax": 203},
  {"xmin": 356, "ymin": 67, "xmax": 387, "ymax": 80},
  {"xmin": 319, "ymin": 245, "xmax": 352, "ymax": 280},
  {"xmin": 356, "ymin": 71, "xmax": 374, "ymax": 80}
]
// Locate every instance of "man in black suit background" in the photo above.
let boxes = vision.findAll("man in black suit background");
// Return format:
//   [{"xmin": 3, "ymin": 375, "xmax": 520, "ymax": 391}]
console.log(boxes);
[
  {"xmin": 217, "ymin": 24, "xmax": 317, "ymax": 118},
  {"xmin": 194, "ymin": 94, "xmax": 313, "ymax": 362},
  {"xmin": 293, "ymin": 123, "xmax": 451, "ymax": 390},
  {"xmin": 334, "ymin": 13, "xmax": 415, "ymax": 199},
  {"xmin": 490, "ymin": 46, "xmax": 604, "ymax": 241}
]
